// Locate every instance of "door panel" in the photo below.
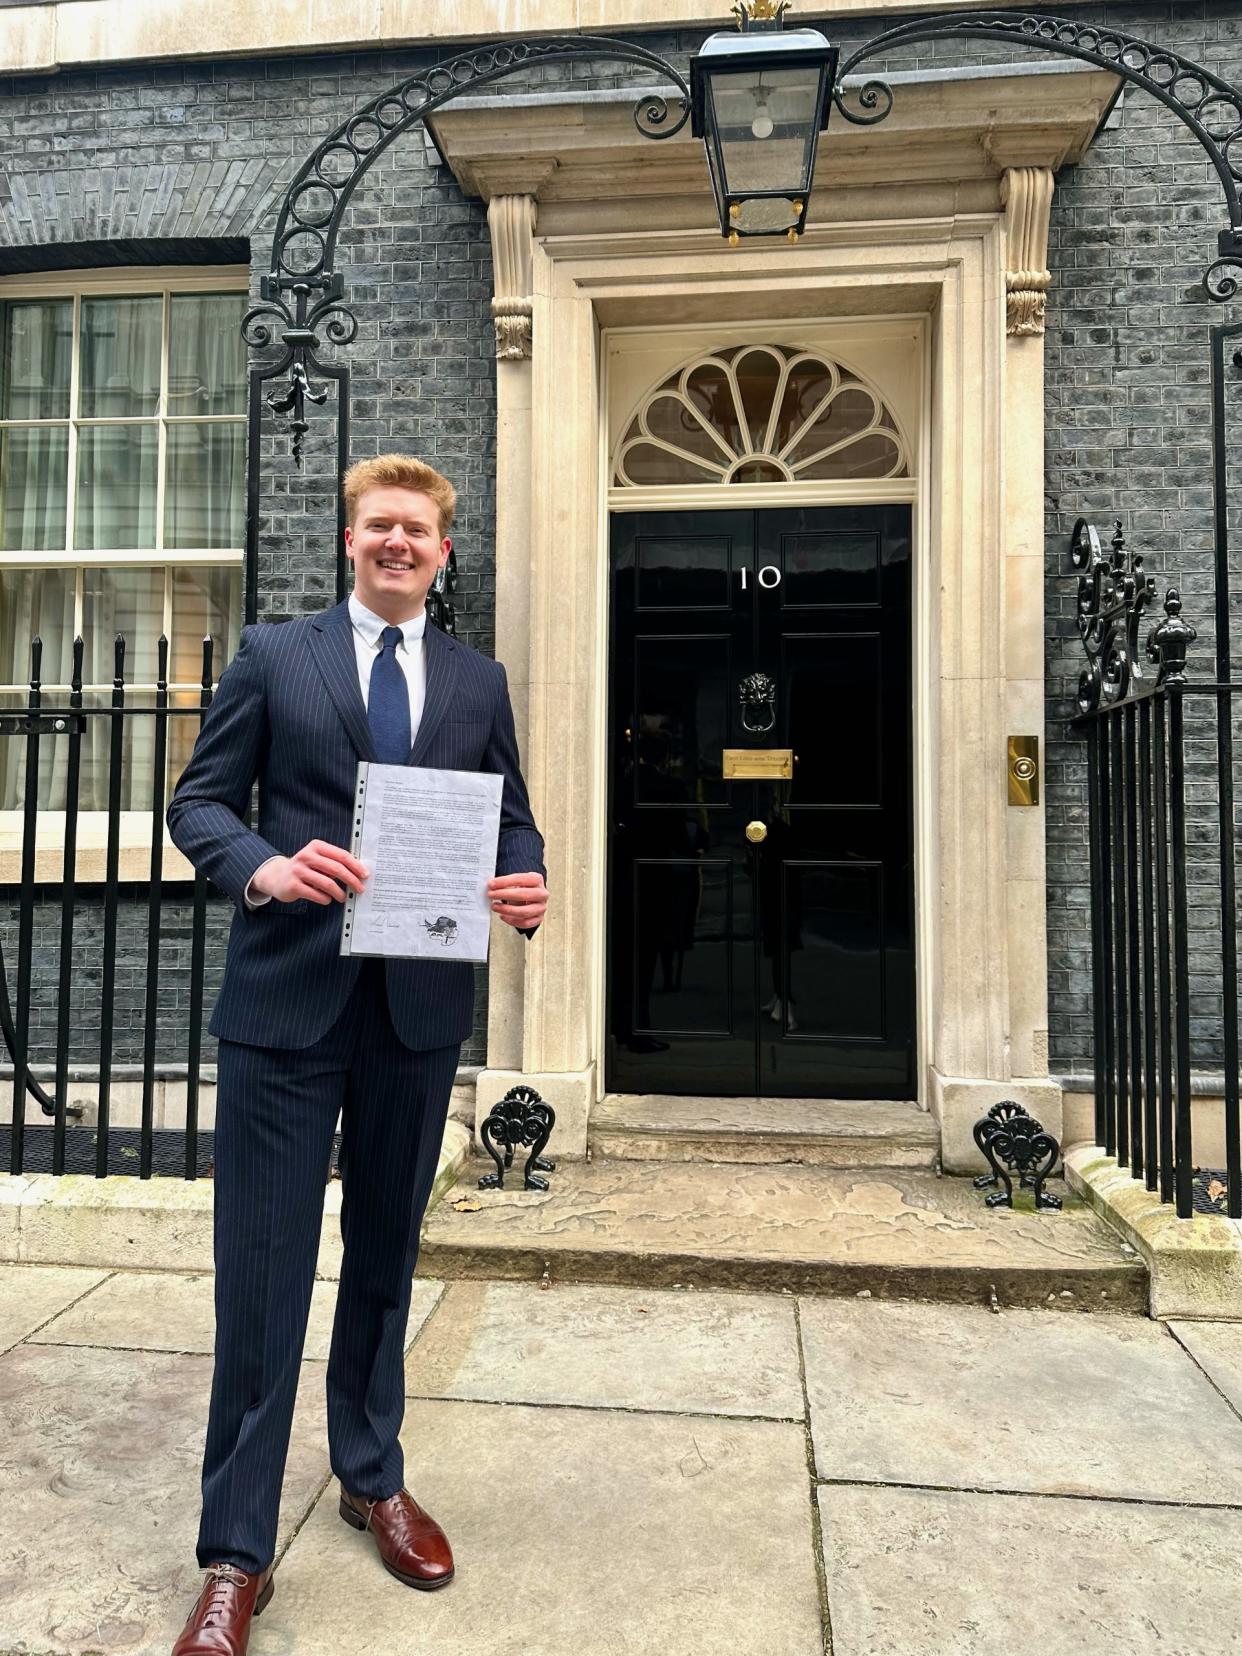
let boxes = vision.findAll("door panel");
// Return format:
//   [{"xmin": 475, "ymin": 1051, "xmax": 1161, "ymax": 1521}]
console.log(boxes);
[
  {"xmin": 607, "ymin": 504, "xmax": 913, "ymax": 1100},
  {"xmin": 783, "ymin": 632, "xmax": 883, "ymax": 806}
]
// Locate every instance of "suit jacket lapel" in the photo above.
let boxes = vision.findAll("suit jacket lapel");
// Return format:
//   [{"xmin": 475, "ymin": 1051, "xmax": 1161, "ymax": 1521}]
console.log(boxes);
[
  {"xmin": 410, "ymin": 622, "xmax": 458, "ymax": 765},
  {"xmin": 309, "ymin": 601, "xmax": 377, "ymax": 762}
]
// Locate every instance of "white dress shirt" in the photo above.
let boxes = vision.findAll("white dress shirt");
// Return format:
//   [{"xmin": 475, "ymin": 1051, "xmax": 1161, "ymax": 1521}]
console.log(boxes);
[{"xmin": 245, "ymin": 595, "xmax": 428, "ymax": 907}]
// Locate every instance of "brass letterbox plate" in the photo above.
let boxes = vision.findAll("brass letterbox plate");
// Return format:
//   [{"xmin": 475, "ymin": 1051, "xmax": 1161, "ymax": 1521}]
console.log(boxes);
[{"xmin": 723, "ymin": 748, "xmax": 794, "ymax": 781}]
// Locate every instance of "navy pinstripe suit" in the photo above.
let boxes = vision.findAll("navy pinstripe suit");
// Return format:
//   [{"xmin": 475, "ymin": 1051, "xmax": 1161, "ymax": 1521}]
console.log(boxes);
[{"xmin": 167, "ymin": 599, "xmax": 544, "ymax": 1573}]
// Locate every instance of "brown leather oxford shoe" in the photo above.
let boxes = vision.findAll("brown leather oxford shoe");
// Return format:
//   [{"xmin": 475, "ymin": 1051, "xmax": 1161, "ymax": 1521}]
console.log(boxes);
[
  {"xmin": 171, "ymin": 1562, "xmax": 274, "ymax": 1656},
  {"xmin": 339, "ymin": 1486, "xmax": 455, "ymax": 1590}
]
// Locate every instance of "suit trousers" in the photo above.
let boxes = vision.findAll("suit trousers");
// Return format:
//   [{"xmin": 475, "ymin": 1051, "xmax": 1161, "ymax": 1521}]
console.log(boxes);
[{"xmin": 197, "ymin": 959, "xmax": 460, "ymax": 1574}]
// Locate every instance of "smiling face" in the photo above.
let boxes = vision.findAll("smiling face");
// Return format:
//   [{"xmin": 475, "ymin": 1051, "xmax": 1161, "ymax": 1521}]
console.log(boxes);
[{"xmin": 344, "ymin": 485, "xmax": 452, "ymax": 623}]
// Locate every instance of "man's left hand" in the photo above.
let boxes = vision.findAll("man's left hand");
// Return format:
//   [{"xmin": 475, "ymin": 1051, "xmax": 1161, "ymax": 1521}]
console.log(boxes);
[{"xmin": 487, "ymin": 873, "xmax": 549, "ymax": 930}]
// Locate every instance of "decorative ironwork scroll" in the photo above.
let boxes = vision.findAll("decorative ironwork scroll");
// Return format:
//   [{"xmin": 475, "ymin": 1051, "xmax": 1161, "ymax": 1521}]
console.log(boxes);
[
  {"xmin": 426, "ymin": 549, "xmax": 459, "ymax": 639},
  {"xmin": 1071, "ymin": 519, "xmax": 1200, "ymax": 712},
  {"xmin": 479, "ymin": 1085, "xmax": 557, "ymax": 1191},
  {"xmin": 1071, "ymin": 519, "xmax": 1157, "ymax": 714},
  {"xmin": 834, "ymin": 12, "xmax": 1242, "ymax": 298},
  {"xmin": 973, "ymin": 1100, "xmax": 1063, "ymax": 1210}
]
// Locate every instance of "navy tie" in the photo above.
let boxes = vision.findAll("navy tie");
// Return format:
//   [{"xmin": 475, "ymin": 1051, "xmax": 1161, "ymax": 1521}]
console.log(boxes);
[{"xmin": 368, "ymin": 625, "xmax": 411, "ymax": 764}]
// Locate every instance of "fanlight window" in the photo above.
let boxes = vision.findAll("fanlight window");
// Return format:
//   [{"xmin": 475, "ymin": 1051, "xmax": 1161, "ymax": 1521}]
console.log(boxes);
[{"xmin": 613, "ymin": 344, "xmax": 909, "ymax": 487}]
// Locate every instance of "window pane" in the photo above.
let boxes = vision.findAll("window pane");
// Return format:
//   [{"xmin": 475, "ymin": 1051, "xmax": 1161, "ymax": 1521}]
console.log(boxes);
[
  {"xmin": 0, "ymin": 686, "xmax": 178, "ymax": 811},
  {"xmin": 0, "ymin": 426, "xmax": 68, "ymax": 550},
  {"xmin": 0, "ymin": 689, "xmax": 52, "ymax": 808},
  {"xmin": 168, "ymin": 293, "xmax": 247, "ymax": 417},
  {"xmin": 164, "ymin": 423, "xmax": 245, "ymax": 548},
  {"xmin": 82, "ymin": 567, "xmax": 164, "ymax": 684},
  {"xmin": 75, "ymin": 424, "xmax": 158, "ymax": 549},
  {"xmin": 0, "ymin": 568, "xmax": 74, "ymax": 685},
  {"xmin": 0, "ymin": 298, "xmax": 72, "ymax": 419},
  {"xmin": 79, "ymin": 296, "xmax": 162, "ymax": 418},
  {"xmin": 81, "ymin": 688, "xmax": 157, "ymax": 811},
  {"xmin": 172, "ymin": 565, "xmax": 242, "ymax": 681},
  {"xmin": 169, "ymin": 687, "xmax": 208, "ymax": 791},
  {"xmin": 734, "ymin": 348, "xmax": 782, "ymax": 447}
]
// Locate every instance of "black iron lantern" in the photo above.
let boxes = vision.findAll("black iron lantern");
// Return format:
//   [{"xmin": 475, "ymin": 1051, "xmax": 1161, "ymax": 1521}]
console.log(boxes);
[{"xmin": 690, "ymin": 0, "xmax": 838, "ymax": 245}]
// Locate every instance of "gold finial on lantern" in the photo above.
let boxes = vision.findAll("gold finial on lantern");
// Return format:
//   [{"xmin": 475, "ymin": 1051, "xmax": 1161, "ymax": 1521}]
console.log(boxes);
[{"xmin": 732, "ymin": 0, "xmax": 791, "ymax": 31}]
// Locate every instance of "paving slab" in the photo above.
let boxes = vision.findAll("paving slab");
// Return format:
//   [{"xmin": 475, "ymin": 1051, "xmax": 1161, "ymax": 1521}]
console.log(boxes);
[
  {"xmin": 256, "ymin": 1398, "xmax": 822, "ymax": 1656},
  {"xmin": 421, "ymin": 1161, "xmax": 1145, "ymax": 1308},
  {"xmin": 819, "ymin": 1483, "xmax": 1242, "ymax": 1656},
  {"xmin": 31, "ymin": 1268, "xmax": 445, "ymax": 1361},
  {"xmin": 1170, "ymin": 1319, "xmax": 1242, "ymax": 1418},
  {"xmin": 0, "ymin": 1343, "xmax": 330, "ymax": 1656},
  {"xmin": 800, "ymin": 1298, "xmax": 1242, "ymax": 1504},
  {"xmin": 404, "ymin": 1281, "xmax": 804, "ymax": 1418},
  {"xmin": 0, "ymin": 1261, "xmax": 109, "ymax": 1352}
]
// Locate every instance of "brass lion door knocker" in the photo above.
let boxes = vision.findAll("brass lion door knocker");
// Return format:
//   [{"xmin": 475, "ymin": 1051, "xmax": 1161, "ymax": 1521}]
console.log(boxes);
[{"xmin": 738, "ymin": 672, "xmax": 777, "ymax": 735}]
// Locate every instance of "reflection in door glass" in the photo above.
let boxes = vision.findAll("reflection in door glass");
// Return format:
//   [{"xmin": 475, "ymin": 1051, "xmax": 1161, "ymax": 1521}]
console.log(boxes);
[
  {"xmin": 780, "ymin": 533, "xmax": 879, "ymax": 608},
  {"xmin": 634, "ymin": 636, "xmax": 730, "ymax": 806},
  {"xmin": 776, "ymin": 863, "xmax": 884, "ymax": 1039},
  {"xmin": 633, "ymin": 861, "xmax": 732, "ymax": 1035},
  {"xmin": 636, "ymin": 535, "xmax": 732, "ymax": 610}
]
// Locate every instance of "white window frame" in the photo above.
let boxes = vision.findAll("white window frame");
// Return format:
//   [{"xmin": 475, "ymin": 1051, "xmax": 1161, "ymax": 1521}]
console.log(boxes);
[
  {"xmin": 0, "ymin": 264, "xmax": 249, "ymax": 879},
  {"xmin": 0, "ymin": 263, "xmax": 248, "ymax": 699}
]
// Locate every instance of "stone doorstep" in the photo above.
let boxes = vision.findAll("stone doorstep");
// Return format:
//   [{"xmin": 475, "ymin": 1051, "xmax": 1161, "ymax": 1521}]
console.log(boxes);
[
  {"xmin": 1065, "ymin": 1144, "xmax": 1242, "ymax": 1321},
  {"xmin": 589, "ymin": 1094, "xmax": 940, "ymax": 1169},
  {"xmin": 421, "ymin": 1158, "xmax": 1148, "ymax": 1312},
  {"xmin": 0, "ymin": 1121, "xmax": 472, "ymax": 1275}
]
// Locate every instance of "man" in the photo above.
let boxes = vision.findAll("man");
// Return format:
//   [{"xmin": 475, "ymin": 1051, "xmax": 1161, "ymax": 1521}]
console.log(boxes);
[{"xmin": 166, "ymin": 455, "xmax": 547, "ymax": 1654}]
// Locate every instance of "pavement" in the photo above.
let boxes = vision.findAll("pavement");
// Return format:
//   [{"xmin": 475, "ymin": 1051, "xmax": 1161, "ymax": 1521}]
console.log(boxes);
[{"xmin": 3, "ymin": 1264, "xmax": 1242, "ymax": 1656}]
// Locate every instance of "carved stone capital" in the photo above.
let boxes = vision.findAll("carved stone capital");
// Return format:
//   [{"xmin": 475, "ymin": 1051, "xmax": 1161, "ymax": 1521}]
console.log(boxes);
[
  {"xmin": 486, "ymin": 194, "xmax": 537, "ymax": 361},
  {"xmin": 1000, "ymin": 167, "xmax": 1054, "ymax": 337}
]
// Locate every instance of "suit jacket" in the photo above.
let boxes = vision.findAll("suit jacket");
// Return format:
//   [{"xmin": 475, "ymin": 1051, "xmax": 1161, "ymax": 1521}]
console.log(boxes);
[{"xmin": 167, "ymin": 599, "xmax": 545, "ymax": 1052}]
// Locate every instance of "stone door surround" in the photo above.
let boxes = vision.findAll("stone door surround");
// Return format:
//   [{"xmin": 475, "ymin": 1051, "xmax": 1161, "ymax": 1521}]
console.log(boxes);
[{"xmin": 426, "ymin": 61, "xmax": 1119, "ymax": 1170}]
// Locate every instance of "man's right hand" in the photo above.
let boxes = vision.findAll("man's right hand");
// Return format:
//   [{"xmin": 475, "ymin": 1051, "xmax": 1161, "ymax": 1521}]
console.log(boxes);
[{"xmin": 250, "ymin": 841, "xmax": 370, "ymax": 905}]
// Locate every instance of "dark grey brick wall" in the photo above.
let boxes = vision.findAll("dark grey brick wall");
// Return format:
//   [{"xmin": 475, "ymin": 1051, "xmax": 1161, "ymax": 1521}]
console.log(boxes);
[{"xmin": 2, "ymin": 4, "xmax": 1240, "ymax": 1088}]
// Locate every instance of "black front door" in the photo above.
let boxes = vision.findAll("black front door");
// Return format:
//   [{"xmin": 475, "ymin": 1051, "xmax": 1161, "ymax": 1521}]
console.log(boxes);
[{"xmin": 607, "ymin": 505, "xmax": 914, "ymax": 1099}]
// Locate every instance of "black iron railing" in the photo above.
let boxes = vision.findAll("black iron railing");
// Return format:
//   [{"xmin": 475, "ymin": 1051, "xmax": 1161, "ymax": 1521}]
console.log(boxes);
[
  {"xmin": 1072, "ymin": 521, "xmax": 1241, "ymax": 1218},
  {"xmin": 1, "ymin": 632, "xmax": 218, "ymax": 1180}
]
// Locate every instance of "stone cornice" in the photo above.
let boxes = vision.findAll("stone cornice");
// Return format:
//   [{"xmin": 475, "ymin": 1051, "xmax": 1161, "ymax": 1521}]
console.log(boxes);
[
  {"xmin": 0, "ymin": 0, "xmax": 1138, "ymax": 77},
  {"xmin": 426, "ymin": 63, "xmax": 1118, "ymax": 215}
]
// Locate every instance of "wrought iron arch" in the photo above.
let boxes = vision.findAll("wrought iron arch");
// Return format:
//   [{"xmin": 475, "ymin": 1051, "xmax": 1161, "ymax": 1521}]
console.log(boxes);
[
  {"xmin": 243, "ymin": 9, "xmax": 1242, "ymax": 626},
  {"xmin": 242, "ymin": 38, "xmax": 691, "ymax": 621},
  {"xmin": 835, "ymin": 11, "xmax": 1242, "ymax": 296}
]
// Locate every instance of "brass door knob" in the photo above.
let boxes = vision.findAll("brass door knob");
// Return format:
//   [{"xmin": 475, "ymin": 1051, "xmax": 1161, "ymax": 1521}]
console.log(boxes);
[{"xmin": 745, "ymin": 820, "xmax": 768, "ymax": 844}]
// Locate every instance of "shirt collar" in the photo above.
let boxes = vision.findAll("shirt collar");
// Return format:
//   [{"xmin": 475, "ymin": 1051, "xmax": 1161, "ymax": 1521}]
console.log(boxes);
[{"xmin": 348, "ymin": 592, "xmax": 427, "ymax": 648}]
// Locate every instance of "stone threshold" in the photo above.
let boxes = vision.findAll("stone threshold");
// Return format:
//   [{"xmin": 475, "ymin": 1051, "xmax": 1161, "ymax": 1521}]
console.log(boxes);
[
  {"xmin": 0, "ymin": 1121, "xmax": 471, "ymax": 1274},
  {"xmin": 589, "ymin": 1094, "xmax": 939, "ymax": 1169},
  {"xmin": 1065, "ymin": 1145, "xmax": 1242, "ymax": 1321},
  {"xmin": 422, "ymin": 1158, "xmax": 1146, "ymax": 1312}
]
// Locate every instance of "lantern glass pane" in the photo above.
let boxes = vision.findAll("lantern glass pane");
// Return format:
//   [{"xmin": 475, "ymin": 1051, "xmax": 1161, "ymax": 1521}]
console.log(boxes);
[{"xmin": 707, "ymin": 64, "xmax": 820, "ymax": 196}]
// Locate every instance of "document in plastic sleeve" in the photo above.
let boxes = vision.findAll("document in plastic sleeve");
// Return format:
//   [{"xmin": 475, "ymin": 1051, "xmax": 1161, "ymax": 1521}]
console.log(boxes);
[{"xmin": 340, "ymin": 763, "xmax": 503, "ymax": 962}]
